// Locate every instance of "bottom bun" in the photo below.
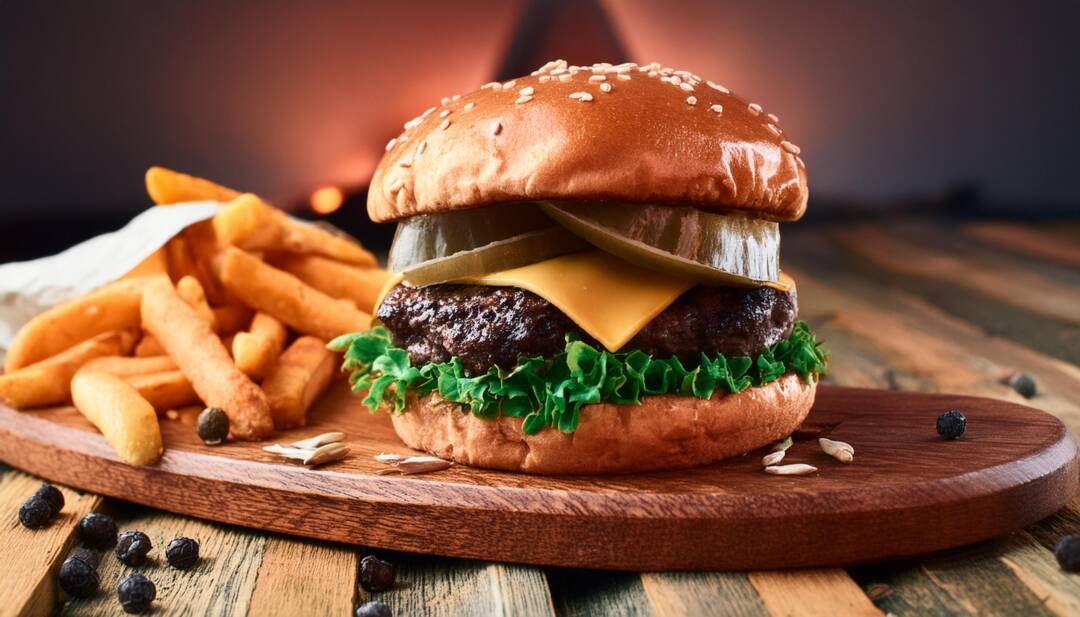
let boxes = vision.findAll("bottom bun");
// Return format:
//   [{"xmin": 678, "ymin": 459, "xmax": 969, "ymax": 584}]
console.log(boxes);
[{"xmin": 390, "ymin": 373, "xmax": 816, "ymax": 474}]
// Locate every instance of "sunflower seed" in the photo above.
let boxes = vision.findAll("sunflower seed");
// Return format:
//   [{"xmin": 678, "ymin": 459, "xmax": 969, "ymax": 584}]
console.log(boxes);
[
  {"xmin": 820, "ymin": 438, "xmax": 854, "ymax": 463},
  {"xmin": 262, "ymin": 444, "xmax": 310, "ymax": 460},
  {"xmin": 303, "ymin": 442, "xmax": 350, "ymax": 466},
  {"xmin": 290, "ymin": 432, "xmax": 346, "ymax": 450},
  {"xmin": 376, "ymin": 456, "xmax": 452, "ymax": 475},
  {"xmin": 772, "ymin": 436, "xmax": 794, "ymax": 452},
  {"xmin": 762, "ymin": 450, "xmax": 786, "ymax": 467},
  {"xmin": 374, "ymin": 453, "xmax": 409, "ymax": 465},
  {"xmin": 765, "ymin": 463, "xmax": 817, "ymax": 476}
]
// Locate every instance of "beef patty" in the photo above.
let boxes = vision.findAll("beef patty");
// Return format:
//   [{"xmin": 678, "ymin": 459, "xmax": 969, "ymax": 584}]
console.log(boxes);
[{"xmin": 377, "ymin": 283, "xmax": 798, "ymax": 375}]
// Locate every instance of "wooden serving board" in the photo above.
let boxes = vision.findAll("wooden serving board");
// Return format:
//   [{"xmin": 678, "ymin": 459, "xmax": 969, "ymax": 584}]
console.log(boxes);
[{"xmin": 0, "ymin": 383, "xmax": 1075, "ymax": 571}]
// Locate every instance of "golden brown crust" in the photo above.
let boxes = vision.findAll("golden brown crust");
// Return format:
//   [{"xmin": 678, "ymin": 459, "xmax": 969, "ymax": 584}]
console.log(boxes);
[
  {"xmin": 390, "ymin": 374, "xmax": 816, "ymax": 474},
  {"xmin": 368, "ymin": 61, "xmax": 808, "ymax": 224}
]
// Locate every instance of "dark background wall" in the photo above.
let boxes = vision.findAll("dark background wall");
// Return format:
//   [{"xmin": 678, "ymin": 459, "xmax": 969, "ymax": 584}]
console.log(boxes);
[{"xmin": 1, "ymin": 1, "xmax": 1078, "ymax": 260}]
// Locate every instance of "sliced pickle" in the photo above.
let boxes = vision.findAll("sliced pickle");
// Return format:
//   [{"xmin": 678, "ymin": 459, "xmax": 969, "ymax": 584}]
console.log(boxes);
[
  {"xmin": 388, "ymin": 204, "xmax": 553, "ymax": 272},
  {"xmin": 539, "ymin": 201, "xmax": 780, "ymax": 287},
  {"xmin": 400, "ymin": 227, "xmax": 589, "ymax": 287}
]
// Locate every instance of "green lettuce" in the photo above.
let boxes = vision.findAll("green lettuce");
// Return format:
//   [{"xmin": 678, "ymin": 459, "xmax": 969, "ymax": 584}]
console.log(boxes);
[{"xmin": 328, "ymin": 321, "xmax": 827, "ymax": 435}]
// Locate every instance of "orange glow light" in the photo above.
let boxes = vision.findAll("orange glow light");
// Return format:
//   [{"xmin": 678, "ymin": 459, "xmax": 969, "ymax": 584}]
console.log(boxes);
[{"xmin": 310, "ymin": 186, "xmax": 344, "ymax": 215}]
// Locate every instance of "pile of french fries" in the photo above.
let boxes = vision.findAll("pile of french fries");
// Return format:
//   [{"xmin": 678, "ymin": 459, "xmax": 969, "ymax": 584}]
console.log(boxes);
[{"xmin": 0, "ymin": 168, "xmax": 389, "ymax": 465}]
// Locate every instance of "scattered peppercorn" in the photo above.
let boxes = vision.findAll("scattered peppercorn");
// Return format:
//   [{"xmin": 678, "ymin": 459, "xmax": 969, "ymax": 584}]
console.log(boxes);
[
  {"xmin": 34, "ymin": 483, "xmax": 64, "ymax": 513},
  {"xmin": 116, "ymin": 573, "xmax": 156, "ymax": 613},
  {"xmin": 197, "ymin": 407, "xmax": 230, "ymax": 445},
  {"xmin": 19, "ymin": 495, "xmax": 55, "ymax": 529},
  {"xmin": 78, "ymin": 513, "xmax": 118, "ymax": 548},
  {"xmin": 936, "ymin": 410, "xmax": 966, "ymax": 439},
  {"xmin": 1055, "ymin": 535, "xmax": 1080, "ymax": 572},
  {"xmin": 165, "ymin": 536, "xmax": 200, "ymax": 569},
  {"xmin": 58, "ymin": 554, "xmax": 99, "ymax": 598},
  {"xmin": 359, "ymin": 555, "xmax": 396, "ymax": 592},
  {"xmin": 1006, "ymin": 372, "xmax": 1038, "ymax": 399},
  {"xmin": 356, "ymin": 601, "xmax": 392, "ymax": 617},
  {"xmin": 116, "ymin": 530, "xmax": 153, "ymax": 566},
  {"xmin": 68, "ymin": 546, "xmax": 100, "ymax": 569}
]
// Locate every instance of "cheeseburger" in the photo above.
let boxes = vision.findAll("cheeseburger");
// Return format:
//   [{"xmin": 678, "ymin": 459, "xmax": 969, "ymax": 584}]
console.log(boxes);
[{"xmin": 331, "ymin": 60, "xmax": 827, "ymax": 474}]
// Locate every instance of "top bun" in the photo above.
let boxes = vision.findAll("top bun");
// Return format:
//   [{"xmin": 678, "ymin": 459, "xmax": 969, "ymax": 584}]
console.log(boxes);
[{"xmin": 368, "ymin": 60, "xmax": 808, "ymax": 223}]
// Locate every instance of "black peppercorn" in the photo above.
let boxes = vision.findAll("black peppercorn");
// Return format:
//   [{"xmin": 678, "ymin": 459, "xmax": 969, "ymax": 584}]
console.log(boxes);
[
  {"xmin": 1055, "ymin": 535, "xmax": 1080, "ymax": 572},
  {"xmin": 58, "ymin": 555, "xmax": 99, "ymax": 598},
  {"xmin": 78, "ymin": 512, "xmax": 118, "ymax": 548},
  {"xmin": 34, "ymin": 483, "xmax": 64, "ymax": 513},
  {"xmin": 68, "ymin": 546, "xmax": 100, "ymax": 569},
  {"xmin": 356, "ymin": 601, "xmax": 392, "ymax": 617},
  {"xmin": 116, "ymin": 530, "xmax": 153, "ymax": 566},
  {"xmin": 116, "ymin": 573, "xmax": 156, "ymax": 613},
  {"xmin": 165, "ymin": 536, "xmax": 200, "ymax": 569},
  {"xmin": 1006, "ymin": 372, "xmax": 1037, "ymax": 399},
  {"xmin": 359, "ymin": 555, "xmax": 396, "ymax": 592},
  {"xmin": 936, "ymin": 410, "xmax": 966, "ymax": 439},
  {"xmin": 197, "ymin": 407, "xmax": 230, "ymax": 445},
  {"xmin": 19, "ymin": 496, "xmax": 55, "ymax": 529}
]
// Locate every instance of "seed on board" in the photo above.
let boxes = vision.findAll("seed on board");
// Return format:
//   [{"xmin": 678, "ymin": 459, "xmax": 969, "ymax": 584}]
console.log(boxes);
[
  {"xmin": 116, "ymin": 530, "xmax": 153, "ymax": 566},
  {"xmin": 165, "ymin": 536, "xmax": 200, "ymax": 570},
  {"xmin": 1003, "ymin": 371, "xmax": 1037, "ymax": 398},
  {"xmin": 1055, "ymin": 535, "xmax": 1080, "ymax": 572},
  {"xmin": 196, "ymin": 407, "xmax": 229, "ymax": 445},
  {"xmin": 304, "ymin": 442, "xmax": 351, "ymax": 466},
  {"xmin": 34, "ymin": 483, "xmax": 64, "ymax": 513},
  {"xmin": 359, "ymin": 555, "xmax": 397, "ymax": 591},
  {"xmin": 762, "ymin": 450, "xmax": 786, "ymax": 467},
  {"xmin": 819, "ymin": 438, "xmax": 854, "ymax": 463},
  {"xmin": 375, "ymin": 453, "xmax": 409, "ymax": 465},
  {"xmin": 937, "ymin": 410, "xmax": 967, "ymax": 439},
  {"xmin": 59, "ymin": 554, "xmax": 100, "ymax": 599},
  {"xmin": 116, "ymin": 573, "xmax": 156, "ymax": 614},
  {"xmin": 772, "ymin": 436, "xmax": 794, "ymax": 452},
  {"xmin": 290, "ymin": 432, "xmax": 346, "ymax": 450},
  {"xmin": 356, "ymin": 602, "xmax": 392, "ymax": 617},
  {"xmin": 18, "ymin": 495, "xmax": 55, "ymax": 529},
  {"xmin": 78, "ymin": 512, "xmax": 118, "ymax": 548},
  {"xmin": 69, "ymin": 546, "xmax": 100, "ymax": 570},
  {"xmin": 765, "ymin": 463, "xmax": 818, "ymax": 476},
  {"xmin": 375, "ymin": 455, "xmax": 452, "ymax": 475}
]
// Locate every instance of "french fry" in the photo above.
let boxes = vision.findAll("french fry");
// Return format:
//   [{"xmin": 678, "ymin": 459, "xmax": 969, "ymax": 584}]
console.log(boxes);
[
  {"xmin": 141, "ymin": 277, "xmax": 273, "ymax": 439},
  {"xmin": 214, "ymin": 194, "xmax": 375, "ymax": 266},
  {"xmin": 262, "ymin": 336, "xmax": 337, "ymax": 429},
  {"xmin": 5, "ymin": 277, "xmax": 148, "ymax": 372},
  {"xmin": 127, "ymin": 370, "xmax": 199, "ymax": 412},
  {"xmin": 165, "ymin": 236, "xmax": 199, "ymax": 283},
  {"xmin": 274, "ymin": 254, "xmax": 392, "ymax": 313},
  {"xmin": 182, "ymin": 221, "xmax": 227, "ymax": 304},
  {"xmin": 218, "ymin": 247, "xmax": 370, "ymax": 341},
  {"xmin": 81, "ymin": 355, "xmax": 178, "ymax": 378},
  {"xmin": 123, "ymin": 247, "xmax": 168, "ymax": 279},
  {"xmin": 134, "ymin": 335, "xmax": 166, "ymax": 357},
  {"xmin": 232, "ymin": 313, "xmax": 287, "ymax": 379},
  {"xmin": 145, "ymin": 166, "xmax": 242, "ymax": 205},
  {"xmin": 71, "ymin": 371, "xmax": 163, "ymax": 465},
  {"xmin": 176, "ymin": 275, "xmax": 216, "ymax": 328},
  {"xmin": 212, "ymin": 303, "xmax": 253, "ymax": 336},
  {"xmin": 0, "ymin": 331, "xmax": 136, "ymax": 409}
]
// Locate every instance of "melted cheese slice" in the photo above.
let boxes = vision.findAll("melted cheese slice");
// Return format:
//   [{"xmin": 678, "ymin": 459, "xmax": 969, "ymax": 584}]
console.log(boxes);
[{"xmin": 456, "ymin": 250, "xmax": 693, "ymax": 351}]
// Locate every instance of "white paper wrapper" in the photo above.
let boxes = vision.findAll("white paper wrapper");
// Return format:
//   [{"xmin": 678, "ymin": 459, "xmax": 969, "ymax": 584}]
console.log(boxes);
[{"xmin": 0, "ymin": 203, "xmax": 221, "ymax": 364}]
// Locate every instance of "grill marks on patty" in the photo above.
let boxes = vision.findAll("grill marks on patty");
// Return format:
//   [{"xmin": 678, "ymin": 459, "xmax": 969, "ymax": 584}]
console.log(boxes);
[{"xmin": 377, "ymin": 283, "xmax": 798, "ymax": 375}]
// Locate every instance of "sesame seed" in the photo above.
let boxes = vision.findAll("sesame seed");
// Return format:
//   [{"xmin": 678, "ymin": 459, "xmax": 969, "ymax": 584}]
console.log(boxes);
[
  {"xmin": 617, "ymin": 73, "xmax": 631, "ymax": 80},
  {"xmin": 767, "ymin": 113, "xmax": 780, "ymax": 123},
  {"xmin": 551, "ymin": 67, "xmax": 567, "ymax": 76},
  {"xmin": 481, "ymin": 82, "xmax": 501, "ymax": 90},
  {"xmin": 418, "ymin": 140, "xmax": 427, "ymax": 154},
  {"xmin": 440, "ymin": 97, "xmax": 450, "ymax": 105},
  {"xmin": 463, "ymin": 102, "xmax": 475, "ymax": 111},
  {"xmin": 709, "ymin": 104, "xmax": 723, "ymax": 113},
  {"xmin": 599, "ymin": 82, "xmax": 612, "ymax": 93},
  {"xmin": 706, "ymin": 81, "xmax": 730, "ymax": 94},
  {"xmin": 679, "ymin": 82, "xmax": 694, "ymax": 92},
  {"xmin": 492, "ymin": 122, "xmax": 502, "ymax": 136},
  {"xmin": 766, "ymin": 123, "xmax": 781, "ymax": 136},
  {"xmin": 568, "ymin": 91, "xmax": 594, "ymax": 102},
  {"xmin": 421, "ymin": 107, "xmax": 436, "ymax": 117},
  {"xmin": 781, "ymin": 140, "xmax": 801, "ymax": 155},
  {"xmin": 439, "ymin": 119, "xmax": 451, "ymax": 130},
  {"xmin": 438, "ymin": 109, "xmax": 451, "ymax": 118},
  {"xmin": 648, "ymin": 71, "xmax": 659, "ymax": 77},
  {"xmin": 515, "ymin": 95, "xmax": 533, "ymax": 104},
  {"xmin": 559, "ymin": 73, "xmax": 572, "ymax": 82},
  {"xmin": 385, "ymin": 138, "xmax": 397, "ymax": 151},
  {"xmin": 519, "ymin": 86, "xmax": 534, "ymax": 96},
  {"xmin": 588, "ymin": 75, "xmax": 606, "ymax": 82},
  {"xmin": 686, "ymin": 96, "xmax": 697, "ymax": 105},
  {"xmin": 452, "ymin": 94, "xmax": 461, "ymax": 102},
  {"xmin": 748, "ymin": 103, "xmax": 763, "ymax": 115},
  {"xmin": 502, "ymin": 80, "xmax": 516, "ymax": 88}
]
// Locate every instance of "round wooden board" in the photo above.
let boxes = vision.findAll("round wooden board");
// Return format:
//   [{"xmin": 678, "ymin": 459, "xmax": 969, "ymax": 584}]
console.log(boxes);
[{"xmin": 0, "ymin": 383, "xmax": 1075, "ymax": 571}]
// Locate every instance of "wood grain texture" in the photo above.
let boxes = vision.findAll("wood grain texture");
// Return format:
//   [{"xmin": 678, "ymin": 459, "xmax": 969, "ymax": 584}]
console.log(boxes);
[
  {"xmin": 996, "ymin": 530, "xmax": 1080, "ymax": 617},
  {"xmin": 640, "ymin": 572, "xmax": 768, "ymax": 617},
  {"xmin": 547, "ymin": 570, "xmax": 651, "ymax": 617},
  {"xmin": 0, "ymin": 468, "xmax": 103, "ymax": 617},
  {"xmin": 748, "ymin": 569, "xmax": 882, "ymax": 617},
  {"xmin": 964, "ymin": 222, "xmax": 1080, "ymax": 267},
  {"xmin": 61, "ymin": 507, "xmax": 266, "ymax": 616},
  {"xmin": 0, "ymin": 382, "xmax": 1075, "ymax": 572},
  {"xmin": 361, "ymin": 554, "xmax": 555, "ymax": 616},
  {"xmin": 247, "ymin": 537, "xmax": 357, "ymax": 617}
]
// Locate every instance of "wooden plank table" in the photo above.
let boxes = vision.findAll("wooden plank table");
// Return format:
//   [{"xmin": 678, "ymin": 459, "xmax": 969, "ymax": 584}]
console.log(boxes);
[{"xmin": 1, "ymin": 216, "xmax": 1078, "ymax": 616}]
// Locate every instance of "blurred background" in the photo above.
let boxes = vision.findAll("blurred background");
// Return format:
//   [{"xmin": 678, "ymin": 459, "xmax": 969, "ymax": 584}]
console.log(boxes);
[{"xmin": 2, "ymin": 0, "xmax": 1078, "ymax": 262}]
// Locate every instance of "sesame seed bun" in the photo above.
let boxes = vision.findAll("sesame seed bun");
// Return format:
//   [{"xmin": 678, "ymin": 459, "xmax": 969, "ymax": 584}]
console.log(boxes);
[
  {"xmin": 390, "ymin": 374, "xmax": 816, "ymax": 474},
  {"xmin": 368, "ymin": 61, "xmax": 808, "ymax": 224}
]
